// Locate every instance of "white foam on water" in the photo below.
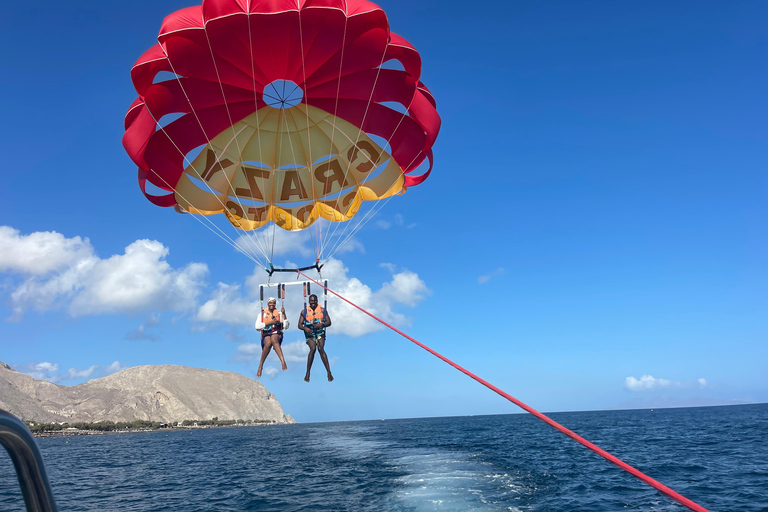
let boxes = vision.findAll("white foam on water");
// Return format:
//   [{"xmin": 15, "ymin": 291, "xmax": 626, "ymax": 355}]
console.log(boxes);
[
  {"xmin": 390, "ymin": 449, "xmax": 526, "ymax": 511},
  {"xmin": 317, "ymin": 430, "xmax": 392, "ymax": 459}
]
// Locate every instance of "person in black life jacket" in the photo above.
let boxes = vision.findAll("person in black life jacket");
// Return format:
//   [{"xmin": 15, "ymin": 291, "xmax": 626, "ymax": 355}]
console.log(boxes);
[
  {"xmin": 255, "ymin": 297, "xmax": 289, "ymax": 378},
  {"xmin": 299, "ymin": 294, "xmax": 333, "ymax": 382}
]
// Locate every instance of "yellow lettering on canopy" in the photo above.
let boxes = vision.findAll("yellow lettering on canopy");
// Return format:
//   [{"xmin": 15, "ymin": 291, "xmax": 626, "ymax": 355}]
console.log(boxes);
[
  {"xmin": 314, "ymin": 159, "xmax": 349, "ymax": 196},
  {"xmin": 280, "ymin": 170, "xmax": 309, "ymax": 201}
]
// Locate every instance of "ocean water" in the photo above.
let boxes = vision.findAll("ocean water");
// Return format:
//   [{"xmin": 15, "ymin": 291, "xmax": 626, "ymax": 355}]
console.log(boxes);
[{"xmin": 1, "ymin": 404, "xmax": 766, "ymax": 511}]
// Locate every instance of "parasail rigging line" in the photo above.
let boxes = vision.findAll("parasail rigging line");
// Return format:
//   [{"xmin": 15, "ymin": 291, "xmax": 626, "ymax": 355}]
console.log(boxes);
[
  {"xmin": 318, "ymin": 36, "xmax": 392, "ymax": 260},
  {"xmin": 160, "ymin": 53, "xmax": 271, "ymax": 264},
  {"xmin": 322, "ymin": 143, "xmax": 426, "ymax": 263},
  {"xmin": 138, "ymin": 103, "xmax": 266, "ymax": 266},
  {"xmin": 202, "ymin": 27, "xmax": 276, "ymax": 262},
  {"xmin": 145, "ymin": 166, "xmax": 261, "ymax": 266},
  {"xmin": 297, "ymin": 271, "xmax": 712, "ymax": 512}
]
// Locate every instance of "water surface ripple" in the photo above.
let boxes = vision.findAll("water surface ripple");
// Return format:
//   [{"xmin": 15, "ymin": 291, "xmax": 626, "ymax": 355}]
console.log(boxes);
[{"xmin": 1, "ymin": 404, "xmax": 766, "ymax": 511}]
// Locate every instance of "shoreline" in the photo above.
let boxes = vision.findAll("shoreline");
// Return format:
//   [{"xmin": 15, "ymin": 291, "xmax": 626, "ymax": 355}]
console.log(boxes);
[{"xmin": 31, "ymin": 422, "xmax": 291, "ymax": 438}]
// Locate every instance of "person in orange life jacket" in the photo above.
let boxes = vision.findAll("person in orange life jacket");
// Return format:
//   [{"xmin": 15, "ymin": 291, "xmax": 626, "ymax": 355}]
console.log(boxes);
[
  {"xmin": 255, "ymin": 297, "xmax": 289, "ymax": 378},
  {"xmin": 298, "ymin": 294, "xmax": 333, "ymax": 382}
]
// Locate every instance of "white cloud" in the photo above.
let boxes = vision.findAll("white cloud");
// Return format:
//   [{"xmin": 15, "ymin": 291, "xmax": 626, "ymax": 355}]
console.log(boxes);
[
  {"xmin": 231, "ymin": 342, "xmax": 262, "ymax": 362},
  {"xmin": 2, "ymin": 229, "xmax": 209, "ymax": 321},
  {"xmin": 375, "ymin": 214, "xmax": 405, "ymax": 230},
  {"xmin": 196, "ymin": 283, "xmax": 260, "ymax": 324},
  {"xmin": 314, "ymin": 259, "xmax": 430, "ymax": 337},
  {"xmin": 478, "ymin": 267, "xmax": 506, "ymax": 284},
  {"xmin": 67, "ymin": 365, "xmax": 97, "ymax": 379},
  {"xmin": 0, "ymin": 226, "xmax": 94, "ymax": 276},
  {"xmin": 16, "ymin": 361, "xmax": 60, "ymax": 382},
  {"xmin": 625, "ymin": 375, "xmax": 675, "ymax": 391},
  {"xmin": 263, "ymin": 367, "xmax": 279, "ymax": 379},
  {"xmin": 104, "ymin": 361, "xmax": 125, "ymax": 375},
  {"xmin": 280, "ymin": 340, "xmax": 309, "ymax": 363},
  {"xmin": 697, "ymin": 378, "xmax": 708, "ymax": 388},
  {"xmin": 68, "ymin": 240, "xmax": 207, "ymax": 316},
  {"xmin": 15, "ymin": 361, "xmax": 96, "ymax": 382},
  {"xmin": 34, "ymin": 362, "xmax": 59, "ymax": 373}
]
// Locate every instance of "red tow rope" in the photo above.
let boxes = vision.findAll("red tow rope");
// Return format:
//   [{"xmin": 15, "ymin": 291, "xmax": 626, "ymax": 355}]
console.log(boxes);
[{"xmin": 298, "ymin": 271, "xmax": 710, "ymax": 512}]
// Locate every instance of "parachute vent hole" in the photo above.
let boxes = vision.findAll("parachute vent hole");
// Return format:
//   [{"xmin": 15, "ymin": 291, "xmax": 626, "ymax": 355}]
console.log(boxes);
[{"xmin": 263, "ymin": 80, "xmax": 303, "ymax": 109}]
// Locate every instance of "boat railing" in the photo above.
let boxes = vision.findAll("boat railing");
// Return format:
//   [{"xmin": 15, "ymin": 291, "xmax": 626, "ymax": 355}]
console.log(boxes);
[{"xmin": 0, "ymin": 409, "xmax": 58, "ymax": 512}]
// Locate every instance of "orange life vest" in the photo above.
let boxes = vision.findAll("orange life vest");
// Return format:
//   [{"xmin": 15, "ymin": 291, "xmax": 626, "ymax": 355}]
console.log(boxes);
[
  {"xmin": 304, "ymin": 305, "xmax": 325, "ymax": 325},
  {"xmin": 262, "ymin": 308, "xmax": 282, "ymax": 332}
]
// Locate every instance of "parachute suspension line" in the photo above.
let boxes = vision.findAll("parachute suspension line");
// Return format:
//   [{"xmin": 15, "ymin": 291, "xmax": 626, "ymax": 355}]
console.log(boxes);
[
  {"xmin": 323, "ymin": 132, "xmax": 424, "ymax": 263},
  {"xmin": 320, "ymin": 38, "xmax": 418, "ymax": 262},
  {"xmin": 202, "ymin": 26, "xmax": 274, "ymax": 262},
  {"xmin": 244, "ymin": 7, "xmax": 274, "ymax": 262},
  {"xmin": 139, "ymin": 103, "xmax": 265, "ymax": 266},
  {"xmin": 297, "ymin": 8, "xmax": 323, "ymax": 263},
  {"xmin": 144, "ymin": 166, "xmax": 261, "ymax": 266},
  {"xmin": 280, "ymin": 105, "xmax": 320, "ymax": 263},
  {"xmin": 297, "ymin": 272, "xmax": 712, "ymax": 512},
  {"xmin": 316, "ymin": 10, "xmax": 352, "ymax": 261},
  {"xmin": 161, "ymin": 50, "xmax": 271, "ymax": 264}
]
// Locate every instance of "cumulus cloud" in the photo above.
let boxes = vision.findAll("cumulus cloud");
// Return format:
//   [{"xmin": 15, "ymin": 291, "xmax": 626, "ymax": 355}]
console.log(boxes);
[
  {"xmin": 280, "ymin": 340, "xmax": 310, "ymax": 363},
  {"xmin": 2, "ymin": 228, "xmax": 209, "ymax": 321},
  {"xmin": 104, "ymin": 361, "xmax": 125, "ymax": 375},
  {"xmin": 17, "ymin": 361, "xmax": 60, "ymax": 382},
  {"xmin": 375, "ymin": 213, "xmax": 406, "ymax": 230},
  {"xmin": 478, "ymin": 267, "xmax": 506, "ymax": 284},
  {"xmin": 196, "ymin": 283, "xmax": 260, "ymax": 325},
  {"xmin": 15, "ymin": 361, "xmax": 97, "ymax": 383},
  {"xmin": 0, "ymin": 226, "xmax": 94, "ymax": 276},
  {"xmin": 697, "ymin": 378, "xmax": 708, "ymax": 388},
  {"xmin": 68, "ymin": 240, "xmax": 207, "ymax": 316},
  {"xmin": 231, "ymin": 343, "xmax": 262, "ymax": 362},
  {"xmin": 66, "ymin": 365, "xmax": 98, "ymax": 379},
  {"xmin": 625, "ymin": 375, "xmax": 677, "ymax": 391},
  {"xmin": 262, "ymin": 367, "xmax": 279, "ymax": 379}
]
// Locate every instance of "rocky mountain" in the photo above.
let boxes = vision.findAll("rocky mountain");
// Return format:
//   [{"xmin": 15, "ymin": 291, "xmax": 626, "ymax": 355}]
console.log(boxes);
[{"xmin": 0, "ymin": 361, "xmax": 294, "ymax": 424}]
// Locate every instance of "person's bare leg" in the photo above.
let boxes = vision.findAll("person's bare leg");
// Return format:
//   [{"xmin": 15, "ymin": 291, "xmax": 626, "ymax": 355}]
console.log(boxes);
[
  {"xmin": 304, "ymin": 338, "xmax": 317, "ymax": 382},
  {"xmin": 271, "ymin": 335, "xmax": 287, "ymax": 371},
  {"xmin": 256, "ymin": 340, "xmax": 272, "ymax": 378},
  {"xmin": 316, "ymin": 337, "xmax": 334, "ymax": 382}
]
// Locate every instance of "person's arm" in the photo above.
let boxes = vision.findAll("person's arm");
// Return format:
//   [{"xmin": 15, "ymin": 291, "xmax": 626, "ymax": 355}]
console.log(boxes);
[
  {"xmin": 254, "ymin": 312, "xmax": 266, "ymax": 331},
  {"xmin": 298, "ymin": 311, "xmax": 311, "ymax": 333},
  {"xmin": 322, "ymin": 311, "xmax": 332, "ymax": 328},
  {"xmin": 280, "ymin": 307, "xmax": 290, "ymax": 330}
]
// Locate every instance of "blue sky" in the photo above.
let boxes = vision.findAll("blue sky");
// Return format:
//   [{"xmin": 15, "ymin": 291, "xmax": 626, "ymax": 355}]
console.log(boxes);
[{"xmin": 1, "ymin": 1, "xmax": 766, "ymax": 423}]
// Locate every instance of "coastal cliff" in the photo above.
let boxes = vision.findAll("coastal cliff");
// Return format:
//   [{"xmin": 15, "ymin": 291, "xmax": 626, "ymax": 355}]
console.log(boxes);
[{"xmin": 0, "ymin": 361, "xmax": 294, "ymax": 424}]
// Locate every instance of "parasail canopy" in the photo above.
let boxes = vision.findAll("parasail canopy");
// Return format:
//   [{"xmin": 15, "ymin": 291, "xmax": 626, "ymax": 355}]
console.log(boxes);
[{"xmin": 123, "ymin": 0, "xmax": 441, "ymax": 261}]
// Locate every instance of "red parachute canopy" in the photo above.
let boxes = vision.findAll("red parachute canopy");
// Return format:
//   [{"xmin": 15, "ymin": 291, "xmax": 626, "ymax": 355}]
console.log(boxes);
[{"xmin": 123, "ymin": 0, "xmax": 440, "ymax": 234}]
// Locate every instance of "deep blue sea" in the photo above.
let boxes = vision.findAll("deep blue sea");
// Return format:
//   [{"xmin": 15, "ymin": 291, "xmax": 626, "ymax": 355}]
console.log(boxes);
[{"xmin": 1, "ymin": 404, "xmax": 766, "ymax": 511}]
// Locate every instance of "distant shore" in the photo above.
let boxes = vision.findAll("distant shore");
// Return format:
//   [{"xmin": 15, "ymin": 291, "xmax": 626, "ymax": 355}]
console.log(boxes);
[{"xmin": 28, "ymin": 419, "xmax": 289, "ymax": 437}]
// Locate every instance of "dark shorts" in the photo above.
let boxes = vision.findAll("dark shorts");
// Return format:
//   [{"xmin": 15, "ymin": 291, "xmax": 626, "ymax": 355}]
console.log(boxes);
[
  {"xmin": 261, "ymin": 331, "xmax": 283, "ymax": 349},
  {"xmin": 304, "ymin": 329, "xmax": 325, "ymax": 343}
]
